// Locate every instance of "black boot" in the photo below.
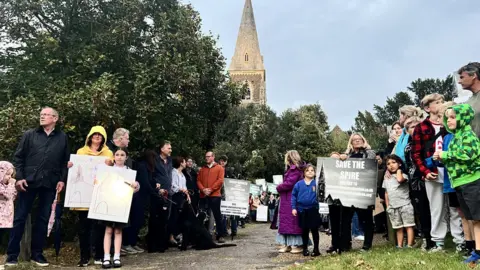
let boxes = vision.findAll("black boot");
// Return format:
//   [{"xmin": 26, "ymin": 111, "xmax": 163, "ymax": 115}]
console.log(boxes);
[
  {"xmin": 303, "ymin": 248, "xmax": 310, "ymax": 256},
  {"xmin": 311, "ymin": 249, "xmax": 321, "ymax": 257}
]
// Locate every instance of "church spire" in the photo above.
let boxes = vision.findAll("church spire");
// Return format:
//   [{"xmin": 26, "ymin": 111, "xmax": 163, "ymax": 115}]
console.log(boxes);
[{"xmin": 229, "ymin": 0, "xmax": 265, "ymax": 71}]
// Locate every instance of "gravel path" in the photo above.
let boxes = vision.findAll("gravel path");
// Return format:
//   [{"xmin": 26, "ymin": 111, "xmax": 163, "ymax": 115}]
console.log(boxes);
[{"xmin": 1, "ymin": 223, "xmax": 388, "ymax": 269}]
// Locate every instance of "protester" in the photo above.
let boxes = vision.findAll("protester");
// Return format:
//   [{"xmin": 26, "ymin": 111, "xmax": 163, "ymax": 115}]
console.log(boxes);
[
  {"xmin": 168, "ymin": 156, "xmax": 189, "ymax": 245},
  {"xmin": 197, "ymin": 151, "xmax": 225, "ymax": 243},
  {"xmin": 106, "ymin": 128, "xmax": 132, "ymax": 168},
  {"xmin": 403, "ymin": 116, "xmax": 434, "ymax": 250},
  {"xmin": 5, "ymin": 107, "xmax": 70, "ymax": 267},
  {"xmin": 382, "ymin": 155, "xmax": 415, "ymax": 248},
  {"xmin": 102, "ymin": 148, "xmax": 139, "ymax": 269},
  {"xmin": 147, "ymin": 141, "xmax": 173, "ymax": 253},
  {"xmin": 458, "ymin": 62, "xmax": 480, "ymax": 137},
  {"xmin": 291, "ymin": 164, "xmax": 321, "ymax": 257},
  {"xmin": 0, "ymin": 161, "xmax": 16, "ymax": 241},
  {"xmin": 267, "ymin": 194, "xmax": 276, "ymax": 222},
  {"xmin": 395, "ymin": 105, "xmax": 424, "ymax": 162},
  {"xmin": 184, "ymin": 158, "xmax": 199, "ymax": 212},
  {"xmin": 74, "ymin": 126, "xmax": 114, "ymax": 267},
  {"xmin": 218, "ymin": 155, "xmax": 238, "ymax": 237},
  {"xmin": 411, "ymin": 93, "xmax": 450, "ymax": 253},
  {"xmin": 336, "ymin": 133, "xmax": 376, "ymax": 252},
  {"xmin": 433, "ymin": 103, "xmax": 480, "ymax": 263},
  {"xmin": 276, "ymin": 150, "xmax": 305, "ymax": 254},
  {"xmin": 385, "ymin": 122, "xmax": 403, "ymax": 154}
]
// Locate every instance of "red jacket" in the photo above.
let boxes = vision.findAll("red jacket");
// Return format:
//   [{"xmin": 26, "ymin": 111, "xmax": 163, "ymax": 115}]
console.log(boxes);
[
  {"xmin": 197, "ymin": 163, "xmax": 224, "ymax": 198},
  {"xmin": 411, "ymin": 117, "xmax": 446, "ymax": 178}
]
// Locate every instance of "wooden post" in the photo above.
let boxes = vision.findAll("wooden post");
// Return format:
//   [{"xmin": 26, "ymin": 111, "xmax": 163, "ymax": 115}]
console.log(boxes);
[{"xmin": 19, "ymin": 214, "xmax": 32, "ymax": 261}]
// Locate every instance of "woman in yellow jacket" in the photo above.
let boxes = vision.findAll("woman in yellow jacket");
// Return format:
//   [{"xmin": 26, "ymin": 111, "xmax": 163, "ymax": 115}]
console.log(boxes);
[{"xmin": 72, "ymin": 126, "xmax": 113, "ymax": 267}]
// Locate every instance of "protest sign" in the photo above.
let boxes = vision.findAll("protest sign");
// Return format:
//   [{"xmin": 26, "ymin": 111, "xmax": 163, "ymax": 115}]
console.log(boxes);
[
  {"xmin": 256, "ymin": 205, "xmax": 268, "ymax": 222},
  {"xmin": 273, "ymin": 175, "xmax": 283, "ymax": 185},
  {"xmin": 221, "ymin": 178, "xmax": 250, "ymax": 217},
  {"xmin": 267, "ymin": 183, "xmax": 278, "ymax": 194},
  {"xmin": 319, "ymin": 203, "xmax": 329, "ymax": 214},
  {"xmin": 255, "ymin": 179, "xmax": 266, "ymax": 192},
  {"xmin": 318, "ymin": 157, "xmax": 377, "ymax": 209},
  {"xmin": 250, "ymin": 184, "xmax": 261, "ymax": 196}
]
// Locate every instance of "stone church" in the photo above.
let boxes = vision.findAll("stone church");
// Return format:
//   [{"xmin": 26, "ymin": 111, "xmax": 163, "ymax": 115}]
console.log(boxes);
[{"xmin": 229, "ymin": 0, "xmax": 267, "ymax": 105}]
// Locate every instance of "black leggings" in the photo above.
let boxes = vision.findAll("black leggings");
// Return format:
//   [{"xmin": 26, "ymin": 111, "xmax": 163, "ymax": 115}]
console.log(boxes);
[{"xmin": 302, "ymin": 227, "xmax": 319, "ymax": 250}]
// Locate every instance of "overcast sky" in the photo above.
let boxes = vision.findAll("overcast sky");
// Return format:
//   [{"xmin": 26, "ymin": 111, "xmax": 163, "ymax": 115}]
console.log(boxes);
[{"xmin": 185, "ymin": 0, "xmax": 480, "ymax": 130}]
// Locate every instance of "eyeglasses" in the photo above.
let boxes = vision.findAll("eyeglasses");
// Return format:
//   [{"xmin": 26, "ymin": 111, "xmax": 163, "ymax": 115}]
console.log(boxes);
[
  {"xmin": 40, "ymin": 113, "xmax": 56, "ymax": 117},
  {"xmin": 205, "ymin": 156, "xmax": 212, "ymax": 158}
]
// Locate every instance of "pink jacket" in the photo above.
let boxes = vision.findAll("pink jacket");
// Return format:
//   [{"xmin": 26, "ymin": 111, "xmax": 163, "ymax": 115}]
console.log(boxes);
[{"xmin": 0, "ymin": 182, "xmax": 17, "ymax": 228}]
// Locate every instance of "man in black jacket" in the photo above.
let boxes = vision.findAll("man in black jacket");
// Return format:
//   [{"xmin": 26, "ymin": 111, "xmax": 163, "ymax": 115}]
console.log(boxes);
[{"xmin": 5, "ymin": 107, "xmax": 70, "ymax": 267}]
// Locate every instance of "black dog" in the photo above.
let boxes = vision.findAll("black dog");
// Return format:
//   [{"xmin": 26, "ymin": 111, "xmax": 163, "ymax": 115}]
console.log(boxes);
[{"xmin": 178, "ymin": 199, "xmax": 237, "ymax": 251}]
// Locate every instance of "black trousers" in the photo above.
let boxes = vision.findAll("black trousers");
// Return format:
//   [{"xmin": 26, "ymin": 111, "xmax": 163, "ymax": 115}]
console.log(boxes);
[
  {"xmin": 329, "ymin": 205, "xmax": 374, "ymax": 250},
  {"xmin": 302, "ymin": 228, "xmax": 319, "ymax": 251},
  {"xmin": 199, "ymin": 197, "xmax": 226, "ymax": 237},
  {"xmin": 411, "ymin": 189, "xmax": 433, "ymax": 246},
  {"xmin": 147, "ymin": 196, "xmax": 169, "ymax": 252},
  {"xmin": 78, "ymin": 211, "xmax": 104, "ymax": 260}
]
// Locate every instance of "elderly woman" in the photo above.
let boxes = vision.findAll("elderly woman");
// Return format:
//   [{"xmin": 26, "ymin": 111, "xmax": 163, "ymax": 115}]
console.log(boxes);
[
  {"xmin": 328, "ymin": 133, "xmax": 376, "ymax": 253},
  {"xmin": 275, "ymin": 150, "xmax": 305, "ymax": 254}
]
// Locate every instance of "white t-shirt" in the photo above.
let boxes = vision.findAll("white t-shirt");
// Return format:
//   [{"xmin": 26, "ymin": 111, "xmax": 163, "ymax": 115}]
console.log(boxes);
[{"xmin": 432, "ymin": 122, "xmax": 444, "ymax": 184}]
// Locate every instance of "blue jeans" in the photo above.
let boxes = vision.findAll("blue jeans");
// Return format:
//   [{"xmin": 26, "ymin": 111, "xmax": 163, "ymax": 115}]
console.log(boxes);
[
  {"xmin": 7, "ymin": 187, "xmax": 56, "ymax": 260},
  {"xmin": 123, "ymin": 194, "xmax": 146, "ymax": 246},
  {"xmin": 352, "ymin": 212, "xmax": 364, "ymax": 237}
]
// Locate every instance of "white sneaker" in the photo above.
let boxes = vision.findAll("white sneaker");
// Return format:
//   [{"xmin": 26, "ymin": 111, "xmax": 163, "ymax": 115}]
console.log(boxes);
[
  {"xmin": 429, "ymin": 244, "xmax": 444, "ymax": 253},
  {"xmin": 354, "ymin": 235, "xmax": 365, "ymax": 241},
  {"xmin": 94, "ymin": 259, "xmax": 103, "ymax": 265}
]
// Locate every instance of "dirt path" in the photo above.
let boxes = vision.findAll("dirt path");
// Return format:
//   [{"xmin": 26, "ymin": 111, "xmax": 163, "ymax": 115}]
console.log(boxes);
[{"xmin": 1, "ymin": 223, "xmax": 388, "ymax": 270}]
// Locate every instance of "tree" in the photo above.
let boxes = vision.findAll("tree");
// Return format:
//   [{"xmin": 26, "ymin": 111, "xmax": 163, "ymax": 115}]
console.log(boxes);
[
  {"xmin": 328, "ymin": 125, "xmax": 349, "ymax": 153},
  {"xmin": 351, "ymin": 110, "xmax": 387, "ymax": 151},
  {"xmin": 373, "ymin": 92, "xmax": 414, "ymax": 126},
  {"xmin": 408, "ymin": 76, "xmax": 458, "ymax": 106},
  {"xmin": 0, "ymin": 0, "xmax": 243, "ymax": 160}
]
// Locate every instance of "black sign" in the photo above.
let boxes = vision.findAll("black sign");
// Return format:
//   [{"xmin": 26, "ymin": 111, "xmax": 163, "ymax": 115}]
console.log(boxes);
[
  {"xmin": 317, "ymin": 157, "xmax": 377, "ymax": 209},
  {"xmin": 224, "ymin": 178, "xmax": 250, "ymax": 203}
]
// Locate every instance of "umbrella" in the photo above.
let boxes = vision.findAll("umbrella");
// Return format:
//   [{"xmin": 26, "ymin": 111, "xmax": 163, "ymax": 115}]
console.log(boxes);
[
  {"xmin": 47, "ymin": 192, "xmax": 59, "ymax": 237},
  {"xmin": 54, "ymin": 199, "xmax": 64, "ymax": 256}
]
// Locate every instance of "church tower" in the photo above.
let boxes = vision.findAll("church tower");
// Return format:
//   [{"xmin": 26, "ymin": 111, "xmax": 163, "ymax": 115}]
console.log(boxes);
[{"xmin": 229, "ymin": 0, "xmax": 266, "ymax": 105}]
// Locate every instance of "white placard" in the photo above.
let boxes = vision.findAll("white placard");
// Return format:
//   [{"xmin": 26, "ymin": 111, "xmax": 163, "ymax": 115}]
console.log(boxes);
[
  {"xmin": 64, "ymin": 155, "xmax": 109, "ymax": 208},
  {"xmin": 319, "ymin": 203, "xmax": 329, "ymax": 214},
  {"xmin": 255, "ymin": 179, "xmax": 266, "ymax": 191},
  {"xmin": 221, "ymin": 201, "xmax": 249, "ymax": 217},
  {"xmin": 273, "ymin": 175, "xmax": 283, "ymax": 185},
  {"xmin": 256, "ymin": 205, "xmax": 268, "ymax": 222},
  {"xmin": 87, "ymin": 166, "xmax": 136, "ymax": 223}
]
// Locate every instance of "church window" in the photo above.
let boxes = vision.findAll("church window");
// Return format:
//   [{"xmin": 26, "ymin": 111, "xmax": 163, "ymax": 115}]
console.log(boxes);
[{"xmin": 245, "ymin": 53, "xmax": 249, "ymax": 62}]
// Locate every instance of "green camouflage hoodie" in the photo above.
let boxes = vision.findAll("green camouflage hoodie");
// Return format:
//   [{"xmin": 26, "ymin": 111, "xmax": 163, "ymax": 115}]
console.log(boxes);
[{"xmin": 441, "ymin": 104, "xmax": 480, "ymax": 188}]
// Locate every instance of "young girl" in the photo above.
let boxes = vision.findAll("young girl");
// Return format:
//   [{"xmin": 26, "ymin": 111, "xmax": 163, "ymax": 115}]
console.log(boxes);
[
  {"xmin": 291, "ymin": 164, "xmax": 321, "ymax": 257},
  {"xmin": 382, "ymin": 155, "xmax": 415, "ymax": 248},
  {"xmin": 102, "ymin": 148, "xmax": 139, "ymax": 269},
  {"xmin": 0, "ymin": 161, "xmax": 16, "ymax": 240}
]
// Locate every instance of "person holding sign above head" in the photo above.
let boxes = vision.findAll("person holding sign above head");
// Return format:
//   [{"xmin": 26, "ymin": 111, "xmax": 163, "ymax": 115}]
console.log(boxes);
[
  {"xmin": 72, "ymin": 126, "xmax": 114, "ymax": 267},
  {"xmin": 291, "ymin": 164, "xmax": 321, "ymax": 257},
  {"xmin": 382, "ymin": 155, "xmax": 415, "ymax": 248},
  {"xmin": 335, "ymin": 133, "xmax": 376, "ymax": 253}
]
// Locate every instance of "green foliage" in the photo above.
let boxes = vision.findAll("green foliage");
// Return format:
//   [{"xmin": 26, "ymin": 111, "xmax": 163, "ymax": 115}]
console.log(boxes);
[
  {"xmin": 352, "ymin": 110, "xmax": 387, "ymax": 152},
  {"xmin": 374, "ymin": 92, "xmax": 414, "ymax": 126},
  {"xmin": 0, "ymin": 0, "xmax": 242, "ymax": 160},
  {"xmin": 408, "ymin": 76, "xmax": 457, "ymax": 107},
  {"xmin": 328, "ymin": 126, "xmax": 349, "ymax": 153}
]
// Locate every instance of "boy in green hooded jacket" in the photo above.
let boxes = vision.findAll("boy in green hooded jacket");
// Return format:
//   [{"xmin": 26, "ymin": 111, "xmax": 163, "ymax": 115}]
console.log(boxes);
[{"xmin": 433, "ymin": 103, "xmax": 480, "ymax": 263}]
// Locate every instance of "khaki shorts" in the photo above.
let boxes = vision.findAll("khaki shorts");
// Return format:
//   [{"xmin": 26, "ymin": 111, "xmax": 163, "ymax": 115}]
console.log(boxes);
[{"xmin": 387, "ymin": 203, "xmax": 415, "ymax": 229}]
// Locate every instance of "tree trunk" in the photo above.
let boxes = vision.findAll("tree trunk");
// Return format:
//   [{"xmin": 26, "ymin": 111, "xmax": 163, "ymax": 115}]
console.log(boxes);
[{"xmin": 19, "ymin": 214, "xmax": 32, "ymax": 261}]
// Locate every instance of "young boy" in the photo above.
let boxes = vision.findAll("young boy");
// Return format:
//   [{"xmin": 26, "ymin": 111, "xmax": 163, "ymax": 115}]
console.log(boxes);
[
  {"xmin": 411, "ymin": 93, "xmax": 451, "ymax": 252},
  {"xmin": 433, "ymin": 103, "xmax": 480, "ymax": 263},
  {"xmin": 425, "ymin": 102, "xmax": 465, "ymax": 252}
]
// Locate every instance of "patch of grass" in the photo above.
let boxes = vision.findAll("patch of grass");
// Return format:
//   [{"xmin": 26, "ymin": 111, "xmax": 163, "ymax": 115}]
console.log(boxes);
[{"xmin": 297, "ymin": 246, "xmax": 475, "ymax": 270}]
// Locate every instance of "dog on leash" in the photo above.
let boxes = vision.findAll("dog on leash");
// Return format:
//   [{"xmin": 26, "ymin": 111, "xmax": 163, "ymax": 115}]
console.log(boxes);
[{"xmin": 178, "ymin": 198, "xmax": 237, "ymax": 251}]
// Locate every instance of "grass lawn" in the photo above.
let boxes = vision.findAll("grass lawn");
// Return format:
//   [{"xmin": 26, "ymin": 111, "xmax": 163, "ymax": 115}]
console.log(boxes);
[{"xmin": 298, "ymin": 246, "xmax": 477, "ymax": 270}]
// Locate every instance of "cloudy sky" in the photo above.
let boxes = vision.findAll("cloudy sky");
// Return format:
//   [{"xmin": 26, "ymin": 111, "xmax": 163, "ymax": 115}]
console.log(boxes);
[{"xmin": 185, "ymin": 0, "xmax": 480, "ymax": 130}]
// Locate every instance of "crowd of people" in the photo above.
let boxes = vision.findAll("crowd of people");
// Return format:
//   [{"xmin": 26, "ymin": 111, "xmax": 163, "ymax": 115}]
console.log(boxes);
[
  {"xmin": 1, "ymin": 62, "xmax": 480, "ymax": 267},
  {"xmin": 272, "ymin": 62, "xmax": 480, "ymax": 265},
  {"xmin": 0, "ymin": 108, "xmax": 253, "ymax": 268}
]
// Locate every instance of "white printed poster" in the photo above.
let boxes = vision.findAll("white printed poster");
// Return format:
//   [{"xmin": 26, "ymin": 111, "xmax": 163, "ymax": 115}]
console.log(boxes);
[
  {"xmin": 64, "ymin": 155, "xmax": 108, "ymax": 208},
  {"xmin": 88, "ymin": 166, "xmax": 137, "ymax": 223},
  {"xmin": 221, "ymin": 178, "xmax": 250, "ymax": 217},
  {"xmin": 220, "ymin": 201, "xmax": 249, "ymax": 217},
  {"xmin": 256, "ymin": 205, "xmax": 268, "ymax": 222},
  {"xmin": 255, "ymin": 179, "xmax": 266, "ymax": 191},
  {"xmin": 273, "ymin": 175, "xmax": 283, "ymax": 185}
]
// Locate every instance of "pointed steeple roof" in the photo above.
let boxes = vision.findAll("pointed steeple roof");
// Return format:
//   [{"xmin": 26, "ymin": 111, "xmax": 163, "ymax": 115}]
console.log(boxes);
[{"xmin": 229, "ymin": 0, "xmax": 265, "ymax": 71}]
